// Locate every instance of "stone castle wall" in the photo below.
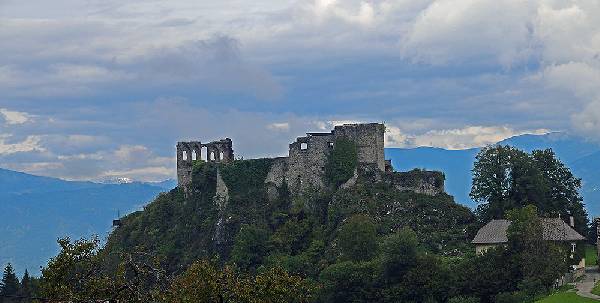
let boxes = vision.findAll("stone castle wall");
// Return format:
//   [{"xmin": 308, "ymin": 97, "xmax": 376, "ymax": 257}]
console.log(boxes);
[
  {"xmin": 177, "ymin": 123, "xmax": 445, "ymax": 197},
  {"xmin": 333, "ymin": 123, "xmax": 385, "ymax": 171},
  {"xmin": 283, "ymin": 123, "xmax": 386, "ymax": 194},
  {"xmin": 286, "ymin": 133, "xmax": 334, "ymax": 194},
  {"xmin": 177, "ymin": 138, "xmax": 234, "ymax": 195},
  {"xmin": 388, "ymin": 170, "xmax": 445, "ymax": 196}
]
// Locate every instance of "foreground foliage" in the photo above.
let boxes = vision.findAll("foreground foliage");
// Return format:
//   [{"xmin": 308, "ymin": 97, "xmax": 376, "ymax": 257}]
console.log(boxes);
[
  {"xmin": 471, "ymin": 146, "xmax": 588, "ymax": 236},
  {"xmin": 165, "ymin": 260, "xmax": 317, "ymax": 303},
  {"xmin": 0, "ymin": 264, "xmax": 39, "ymax": 303}
]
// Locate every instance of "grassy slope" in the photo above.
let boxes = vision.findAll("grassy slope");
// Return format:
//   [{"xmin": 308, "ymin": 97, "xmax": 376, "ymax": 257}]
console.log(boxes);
[{"xmin": 536, "ymin": 291, "xmax": 598, "ymax": 303}]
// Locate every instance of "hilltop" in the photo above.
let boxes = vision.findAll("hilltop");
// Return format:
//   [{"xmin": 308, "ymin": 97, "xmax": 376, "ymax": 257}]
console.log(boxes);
[{"xmin": 103, "ymin": 124, "xmax": 475, "ymax": 279}]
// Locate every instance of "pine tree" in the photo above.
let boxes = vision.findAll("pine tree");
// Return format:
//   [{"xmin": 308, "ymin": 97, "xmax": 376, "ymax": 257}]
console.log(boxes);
[
  {"xmin": 0, "ymin": 263, "xmax": 19, "ymax": 298},
  {"xmin": 18, "ymin": 269, "xmax": 32, "ymax": 299}
]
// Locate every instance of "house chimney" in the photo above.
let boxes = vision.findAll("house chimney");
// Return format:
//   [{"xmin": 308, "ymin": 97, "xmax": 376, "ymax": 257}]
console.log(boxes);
[{"xmin": 570, "ymin": 215, "xmax": 575, "ymax": 228}]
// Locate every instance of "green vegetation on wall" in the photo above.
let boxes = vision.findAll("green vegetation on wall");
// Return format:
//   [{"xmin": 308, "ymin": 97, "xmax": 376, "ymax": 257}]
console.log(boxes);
[
  {"xmin": 325, "ymin": 138, "xmax": 358, "ymax": 187},
  {"xmin": 219, "ymin": 158, "xmax": 273, "ymax": 198}
]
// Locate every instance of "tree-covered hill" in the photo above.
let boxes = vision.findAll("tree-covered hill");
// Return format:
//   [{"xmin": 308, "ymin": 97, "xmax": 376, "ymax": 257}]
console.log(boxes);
[
  {"xmin": 38, "ymin": 144, "xmax": 587, "ymax": 302},
  {"xmin": 103, "ymin": 158, "xmax": 476, "ymax": 279}
]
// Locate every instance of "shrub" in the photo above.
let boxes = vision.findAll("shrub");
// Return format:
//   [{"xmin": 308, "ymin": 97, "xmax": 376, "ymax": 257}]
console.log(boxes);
[
  {"xmin": 337, "ymin": 214, "xmax": 378, "ymax": 262},
  {"xmin": 230, "ymin": 224, "xmax": 270, "ymax": 271}
]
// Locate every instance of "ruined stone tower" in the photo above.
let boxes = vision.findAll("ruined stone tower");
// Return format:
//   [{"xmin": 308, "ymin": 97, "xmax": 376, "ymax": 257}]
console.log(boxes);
[
  {"xmin": 176, "ymin": 138, "xmax": 234, "ymax": 194},
  {"xmin": 284, "ymin": 123, "xmax": 386, "ymax": 193}
]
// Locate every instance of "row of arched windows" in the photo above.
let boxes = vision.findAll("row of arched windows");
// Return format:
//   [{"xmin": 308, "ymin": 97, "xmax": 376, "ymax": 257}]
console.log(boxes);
[{"xmin": 181, "ymin": 148, "xmax": 225, "ymax": 162}]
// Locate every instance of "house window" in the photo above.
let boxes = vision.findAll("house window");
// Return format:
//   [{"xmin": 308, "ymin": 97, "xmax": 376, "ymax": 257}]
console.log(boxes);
[{"xmin": 300, "ymin": 143, "xmax": 308, "ymax": 150}]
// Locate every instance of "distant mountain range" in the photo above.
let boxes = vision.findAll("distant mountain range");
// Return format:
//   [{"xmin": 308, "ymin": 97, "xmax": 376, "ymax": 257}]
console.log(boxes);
[
  {"xmin": 1, "ymin": 131, "xmax": 599, "ymax": 276},
  {"xmin": 0, "ymin": 169, "xmax": 175, "ymax": 275},
  {"xmin": 385, "ymin": 132, "xmax": 600, "ymax": 217}
]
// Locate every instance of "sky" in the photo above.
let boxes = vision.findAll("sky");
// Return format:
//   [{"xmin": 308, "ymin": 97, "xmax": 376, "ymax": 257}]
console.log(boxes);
[{"xmin": 1, "ymin": 0, "xmax": 600, "ymax": 182}]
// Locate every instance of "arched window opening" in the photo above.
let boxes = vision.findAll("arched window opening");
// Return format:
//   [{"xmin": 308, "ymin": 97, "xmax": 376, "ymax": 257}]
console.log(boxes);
[
  {"xmin": 210, "ymin": 152, "xmax": 215, "ymax": 161},
  {"xmin": 201, "ymin": 147, "xmax": 208, "ymax": 161},
  {"xmin": 191, "ymin": 150, "xmax": 197, "ymax": 161},
  {"xmin": 182, "ymin": 150, "xmax": 188, "ymax": 161},
  {"xmin": 220, "ymin": 152, "xmax": 224, "ymax": 160}
]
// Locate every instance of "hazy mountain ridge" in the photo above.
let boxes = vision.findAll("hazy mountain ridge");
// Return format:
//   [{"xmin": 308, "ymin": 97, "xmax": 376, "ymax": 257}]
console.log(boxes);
[{"xmin": 0, "ymin": 169, "xmax": 172, "ymax": 275}]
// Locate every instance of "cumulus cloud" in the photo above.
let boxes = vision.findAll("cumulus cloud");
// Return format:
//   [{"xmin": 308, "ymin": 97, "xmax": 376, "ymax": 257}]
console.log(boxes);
[
  {"xmin": 0, "ymin": 135, "xmax": 45, "ymax": 155},
  {"xmin": 311, "ymin": 0, "xmax": 376, "ymax": 26},
  {"xmin": 401, "ymin": 0, "xmax": 536, "ymax": 67},
  {"xmin": 0, "ymin": 108, "xmax": 31, "ymax": 125},
  {"xmin": 385, "ymin": 125, "xmax": 549, "ymax": 150},
  {"xmin": 267, "ymin": 122, "xmax": 290, "ymax": 132}
]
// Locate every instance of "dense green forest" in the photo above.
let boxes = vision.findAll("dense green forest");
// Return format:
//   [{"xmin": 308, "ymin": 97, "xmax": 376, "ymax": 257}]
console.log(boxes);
[{"xmin": 5, "ymin": 145, "xmax": 590, "ymax": 303}]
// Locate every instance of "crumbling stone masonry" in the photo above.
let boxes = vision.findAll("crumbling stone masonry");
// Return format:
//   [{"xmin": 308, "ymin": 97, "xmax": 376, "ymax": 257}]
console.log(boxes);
[
  {"xmin": 176, "ymin": 138, "xmax": 233, "ymax": 195},
  {"xmin": 285, "ymin": 123, "xmax": 386, "ymax": 194},
  {"xmin": 176, "ymin": 123, "xmax": 445, "ymax": 197}
]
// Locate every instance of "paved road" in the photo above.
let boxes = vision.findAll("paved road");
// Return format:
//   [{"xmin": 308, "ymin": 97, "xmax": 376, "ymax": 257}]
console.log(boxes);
[{"xmin": 576, "ymin": 267, "xmax": 600, "ymax": 300}]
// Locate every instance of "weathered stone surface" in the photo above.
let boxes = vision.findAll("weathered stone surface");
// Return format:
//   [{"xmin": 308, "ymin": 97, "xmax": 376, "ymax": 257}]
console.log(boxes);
[
  {"xmin": 284, "ymin": 123, "xmax": 386, "ymax": 194},
  {"xmin": 265, "ymin": 157, "xmax": 288, "ymax": 187},
  {"xmin": 177, "ymin": 138, "xmax": 234, "ymax": 195},
  {"xmin": 265, "ymin": 157, "xmax": 288, "ymax": 202},
  {"xmin": 339, "ymin": 168, "xmax": 358, "ymax": 189},
  {"xmin": 214, "ymin": 168, "xmax": 229, "ymax": 209},
  {"xmin": 213, "ymin": 168, "xmax": 230, "ymax": 246},
  {"xmin": 387, "ymin": 170, "xmax": 445, "ymax": 196},
  {"xmin": 177, "ymin": 123, "xmax": 445, "ymax": 198},
  {"xmin": 286, "ymin": 133, "xmax": 333, "ymax": 194},
  {"xmin": 333, "ymin": 123, "xmax": 386, "ymax": 171}
]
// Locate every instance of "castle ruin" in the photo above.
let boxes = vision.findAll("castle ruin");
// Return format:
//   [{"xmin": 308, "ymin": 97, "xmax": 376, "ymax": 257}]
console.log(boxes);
[
  {"xmin": 176, "ymin": 123, "xmax": 444, "ymax": 196},
  {"xmin": 269, "ymin": 123, "xmax": 387, "ymax": 194},
  {"xmin": 176, "ymin": 138, "xmax": 234, "ymax": 195}
]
